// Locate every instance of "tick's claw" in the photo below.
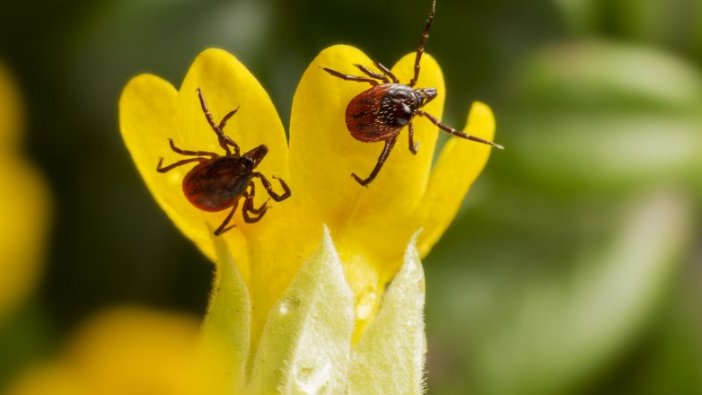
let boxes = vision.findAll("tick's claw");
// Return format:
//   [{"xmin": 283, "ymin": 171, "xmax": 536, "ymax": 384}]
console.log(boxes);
[
  {"xmin": 351, "ymin": 173, "xmax": 370, "ymax": 187},
  {"xmin": 214, "ymin": 224, "xmax": 236, "ymax": 236}
]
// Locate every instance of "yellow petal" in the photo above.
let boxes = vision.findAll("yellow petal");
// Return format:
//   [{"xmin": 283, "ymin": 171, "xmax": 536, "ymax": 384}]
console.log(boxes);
[
  {"xmin": 359, "ymin": 51, "xmax": 445, "ymax": 216},
  {"xmin": 120, "ymin": 73, "xmax": 225, "ymax": 264},
  {"xmin": 349, "ymin": 232, "xmax": 426, "ymax": 394},
  {"xmin": 120, "ymin": 49, "xmax": 289, "ymax": 278},
  {"xmin": 289, "ymin": 44, "xmax": 375, "ymax": 229},
  {"xmin": 339, "ymin": 51, "xmax": 445, "ymax": 284},
  {"xmin": 416, "ymin": 101, "xmax": 496, "ymax": 257},
  {"xmin": 289, "ymin": 45, "xmax": 446, "ymax": 328},
  {"xmin": 176, "ymin": 48, "xmax": 289, "ymax": 187},
  {"xmin": 289, "ymin": 45, "xmax": 444, "ymax": 236}
]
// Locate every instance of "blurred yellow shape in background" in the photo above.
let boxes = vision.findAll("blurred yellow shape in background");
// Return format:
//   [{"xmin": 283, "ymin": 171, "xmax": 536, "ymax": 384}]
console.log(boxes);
[
  {"xmin": 7, "ymin": 308, "xmax": 229, "ymax": 395},
  {"xmin": 0, "ymin": 64, "xmax": 50, "ymax": 323}
]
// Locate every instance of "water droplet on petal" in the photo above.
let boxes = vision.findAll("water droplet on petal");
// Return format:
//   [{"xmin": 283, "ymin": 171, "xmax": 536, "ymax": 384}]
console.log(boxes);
[
  {"xmin": 355, "ymin": 288, "xmax": 377, "ymax": 320},
  {"xmin": 293, "ymin": 358, "xmax": 332, "ymax": 394},
  {"xmin": 279, "ymin": 295, "xmax": 301, "ymax": 315}
]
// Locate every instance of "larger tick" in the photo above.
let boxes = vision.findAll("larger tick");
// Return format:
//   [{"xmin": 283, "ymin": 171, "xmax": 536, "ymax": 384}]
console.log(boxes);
[
  {"xmin": 157, "ymin": 88, "xmax": 291, "ymax": 236},
  {"xmin": 323, "ymin": 0, "xmax": 503, "ymax": 186}
]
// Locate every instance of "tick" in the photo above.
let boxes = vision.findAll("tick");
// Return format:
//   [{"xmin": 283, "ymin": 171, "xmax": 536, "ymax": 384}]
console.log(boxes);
[
  {"xmin": 323, "ymin": 0, "xmax": 503, "ymax": 186},
  {"xmin": 156, "ymin": 88, "xmax": 291, "ymax": 236}
]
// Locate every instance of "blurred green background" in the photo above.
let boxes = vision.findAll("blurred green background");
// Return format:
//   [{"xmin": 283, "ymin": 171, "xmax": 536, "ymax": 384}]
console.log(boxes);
[{"xmin": 1, "ymin": 0, "xmax": 701, "ymax": 394}]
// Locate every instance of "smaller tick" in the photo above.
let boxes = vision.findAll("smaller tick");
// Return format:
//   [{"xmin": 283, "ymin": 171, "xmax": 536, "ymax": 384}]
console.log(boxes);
[
  {"xmin": 157, "ymin": 88, "xmax": 291, "ymax": 236},
  {"xmin": 323, "ymin": 0, "xmax": 503, "ymax": 186}
]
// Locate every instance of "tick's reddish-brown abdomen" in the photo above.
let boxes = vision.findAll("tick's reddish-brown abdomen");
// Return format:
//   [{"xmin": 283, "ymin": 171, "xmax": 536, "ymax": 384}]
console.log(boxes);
[
  {"xmin": 345, "ymin": 84, "xmax": 402, "ymax": 142},
  {"xmin": 182, "ymin": 157, "xmax": 251, "ymax": 212}
]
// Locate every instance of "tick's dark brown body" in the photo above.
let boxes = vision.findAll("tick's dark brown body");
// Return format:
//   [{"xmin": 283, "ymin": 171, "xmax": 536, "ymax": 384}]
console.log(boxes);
[
  {"xmin": 346, "ymin": 83, "xmax": 422, "ymax": 143},
  {"xmin": 323, "ymin": 0, "xmax": 502, "ymax": 186},
  {"xmin": 183, "ymin": 156, "xmax": 253, "ymax": 212},
  {"xmin": 157, "ymin": 88, "xmax": 291, "ymax": 235}
]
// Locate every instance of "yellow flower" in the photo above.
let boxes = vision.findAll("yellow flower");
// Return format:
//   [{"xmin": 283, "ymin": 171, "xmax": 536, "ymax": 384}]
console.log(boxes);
[
  {"xmin": 289, "ymin": 45, "xmax": 495, "ymax": 330},
  {"xmin": 119, "ymin": 45, "xmax": 495, "ymax": 393},
  {"xmin": 0, "ymin": 64, "xmax": 50, "ymax": 322},
  {"xmin": 6, "ymin": 308, "xmax": 229, "ymax": 395}
]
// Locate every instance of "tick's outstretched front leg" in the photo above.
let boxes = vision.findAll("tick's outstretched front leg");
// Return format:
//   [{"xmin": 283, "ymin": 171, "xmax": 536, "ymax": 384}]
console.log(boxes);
[
  {"xmin": 156, "ymin": 157, "xmax": 206, "ymax": 173},
  {"xmin": 196, "ymin": 88, "xmax": 241, "ymax": 156},
  {"xmin": 217, "ymin": 108, "xmax": 241, "ymax": 156},
  {"xmin": 409, "ymin": 0, "xmax": 436, "ymax": 87},
  {"xmin": 355, "ymin": 64, "xmax": 390, "ymax": 83},
  {"xmin": 157, "ymin": 138, "xmax": 214, "ymax": 172},
  {"xmin": 374, "ymin": 61, "xmax": 399, "ymax": 83},
  {"xmin": 167, "ymin": 139, "xmax": 218, "ymax": 158},
  {"xmin": 352, "ymin": 135, "xmax": 398, "ymax": 187},
  {"xmin": 322, "ymin": 68, "xmax": 380, "ymax": 86}
]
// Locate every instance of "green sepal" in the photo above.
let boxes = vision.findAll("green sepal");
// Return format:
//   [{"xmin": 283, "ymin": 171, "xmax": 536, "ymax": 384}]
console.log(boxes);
[
  {"xmin": 246, "ymin": 227, "xmax": 354, "ymax": 394},
  {"xmin": 201, "ymin": 233, "xmax": 252, "ymax": 392},
  {"xmin": 349, "ymin": 232, "xmax": 427, "ymax": 395}
]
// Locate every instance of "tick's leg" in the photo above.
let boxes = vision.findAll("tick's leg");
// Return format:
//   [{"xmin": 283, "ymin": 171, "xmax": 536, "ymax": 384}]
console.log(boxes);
[
  {"xmin": 251, "ymin": 173, "xmax": 292, "ymax": 202},
  {"xmin": 322, "ymin": 67, "xmax": 379, "ymax": 86},
  {"xmin": 196, "ymin": 88, "xmax": 233, "ymax": 155},
  {"xmin": 352, "ymin": 135, "xmax": 398, "ymax": 187},
  {"xmin": 244, "ymin": 181, "xmax": 269, "ymax": 215},
  {"xmin": 355, "ymin": 64, "xmax": 389, "ymax": 83},
  {"xmin": 196, "ymin": 88, "xmax": 220, "ymax": 133},
  {"xmin": 242, "ymin": 201, "xmax": 267, "ymax": 223},
  {"xmin": 217, "ymin": 107, "xmax": 238, "ymax": 130},
  {"xmin": 217, "ymin": 108, "xmax": 241, "ymax": 156},
  {"xmin": 409, "ymin": 0, "xmax": 436, "ymax": 87},
  {"xmin": 417, "ymin": 110, "xmax": 504, "ymax": 149},
  {"xmin": 375, "ymin": 61, "xmax": 399, "ymax": 83},
  {"xmin": 156, "ymin": 157, "xmax": 206, "ymax": 173},
  {"xmin": 242, "ymin": 190, "xmax": 268, "ymax": 223},
  {"xmin": 167, "ymin": 139, "xmax": 218, "ymax": 158},
  {"xmin": 217, "ymin": 136, "xmax": 238, "ymax": 156},
  {"xmin": 214, "ymin": 199, "xmax": 239, "ymax": 236},
  {"xmin": 248, "ymin": 182, "xmax": 271, "ymax": 214},
  {"xmin": 408, "ymin": 122, "xmax": 419, "ymax": 155}
]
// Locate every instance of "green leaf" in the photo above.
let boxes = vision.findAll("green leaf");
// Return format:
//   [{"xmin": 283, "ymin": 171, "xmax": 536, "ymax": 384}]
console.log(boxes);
[
  {"xmin": 432, "ymin": 189, "xmax": 692, "ymax": 395},
  {"xmin": 349, "ymin": 232, "xmax": 427, "ymax": 395},
  {"xmin": 201, "ymin": 234, "xmax": 251, "ymax": 392},
  {"xmin": 507, "ymin": 114, "xmax": 702, "ymax": 192},
  {"xmin": 502, "ymin": 41, "xmax": 702, "ymax": 193},
  {"xmin": 246, "ymin": 227, "xmax": 354, "ymax": 395},
  {"xmin": 552, "ymin": 0, "xmax": 599, "ymax": 35},
  {"xmin": 511, "ymin": 190, "xmax": 691, "ymax": 395},
  {"xmin": 515, "ymin": 41, "xmax": 702, "ymax": 111}
]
